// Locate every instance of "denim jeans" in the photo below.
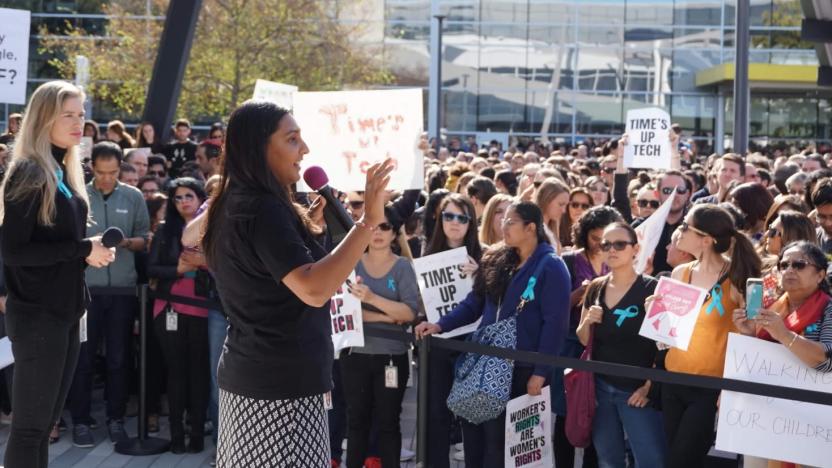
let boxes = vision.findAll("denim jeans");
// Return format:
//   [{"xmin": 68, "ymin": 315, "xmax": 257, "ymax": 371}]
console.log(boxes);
[
  {"xmin": 206, "ymin": 308, "xmax": 227, "ymax": 445},
  {"xmin": 592, "ymin": 378, "xmax": 666, "ymax": 468}
]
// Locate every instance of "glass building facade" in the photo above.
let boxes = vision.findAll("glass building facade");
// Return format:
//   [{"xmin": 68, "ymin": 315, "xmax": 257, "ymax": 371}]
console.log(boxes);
[{"xmin": 3, "ymin": 0, "xmax": 830, "ymax": 149}]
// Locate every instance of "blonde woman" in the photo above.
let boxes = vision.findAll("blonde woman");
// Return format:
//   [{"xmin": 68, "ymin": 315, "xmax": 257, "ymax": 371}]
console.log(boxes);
[
  {"xmin": 0, "ymin": 81, "xmax": 114, "ymax": 467},
  {"xmin": 479, "ymin": 194, "xmax": 513, "ymax": 246},
  {"xmin": 534, "ymin": 178, "xmax": 570, "ymax": 253}
]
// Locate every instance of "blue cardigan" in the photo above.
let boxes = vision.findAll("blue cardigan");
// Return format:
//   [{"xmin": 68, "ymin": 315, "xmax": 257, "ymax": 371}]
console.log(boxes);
[{"xmin": 437, "ymin": 243, "xmax": 571, "ymax": 377}]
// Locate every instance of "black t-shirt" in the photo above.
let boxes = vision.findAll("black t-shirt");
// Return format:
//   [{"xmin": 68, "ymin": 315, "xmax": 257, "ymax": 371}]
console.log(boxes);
[
  {"xmin": 163, "ymin": 140, "xmax": 197, "ymax": 178},
  {"xmin": 583, "ymin": 274, "xmax": 658, "ymax": 391},
  {"xmin": 212, "ymin": 190, "xmax": 333, "ymax": 400}
]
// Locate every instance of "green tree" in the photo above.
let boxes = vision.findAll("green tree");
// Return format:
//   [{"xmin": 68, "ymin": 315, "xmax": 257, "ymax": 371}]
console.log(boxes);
[{"xmin": 39, "ymin": 0, "xmax": 392, "ymax": 120}]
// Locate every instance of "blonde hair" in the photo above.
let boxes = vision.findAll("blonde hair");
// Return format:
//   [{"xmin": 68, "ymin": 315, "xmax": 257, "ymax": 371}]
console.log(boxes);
[
  {"xmin": 0, "ymin": 81, "xmax": 89, "ymax": 226},
  {"xmin": 534, "ymin": 178, "xmax": 570, "ymax": 232},
  {"xmin": 479, "ymin": 193, "xmax": 514, "ymax": 245}
]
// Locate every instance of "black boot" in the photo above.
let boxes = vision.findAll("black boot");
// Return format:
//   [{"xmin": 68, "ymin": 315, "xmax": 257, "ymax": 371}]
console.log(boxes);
[{"xmin": 170, "ymin": 424, "xmax": 186, "ymax": 454}]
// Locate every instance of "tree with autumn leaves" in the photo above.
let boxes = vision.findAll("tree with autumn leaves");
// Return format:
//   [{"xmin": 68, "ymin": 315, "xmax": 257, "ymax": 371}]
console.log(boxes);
[{"xmin": 39, "ymin": 0, "xmax": 392, "ymax": 121}]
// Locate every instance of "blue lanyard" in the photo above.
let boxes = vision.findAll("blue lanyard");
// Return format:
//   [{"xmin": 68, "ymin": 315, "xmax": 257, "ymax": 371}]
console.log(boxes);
[{"xmin": 55, "ymin": 168, "xmax": 73, "ymax": 199}]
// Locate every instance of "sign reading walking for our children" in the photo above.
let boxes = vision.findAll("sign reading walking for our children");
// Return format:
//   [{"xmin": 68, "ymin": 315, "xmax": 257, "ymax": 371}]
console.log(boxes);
[
  {"xmin": 330, "ymin": 272, "xmax": 364, "ymax": 357},
  {"xmin": 0, "ymin": 8, "xmax": 31, "ymax": 105},
  {"xmin": 292, "ymin": 88, "xmax": 424, "ymax": 192},
  {"xmin": 412, "ymin": 247, "xmax": 478, "ymax": 338},
  {"xmin": 504, "ymin": 387, "xmax": 553, "ymax": 468},
  {"xmin": 623, "ymin": 107, "xmax": 672, "ymax": 170},
  {"xmin": 715, "ymin": 333, "xmax": 832, "ymax": 467}
]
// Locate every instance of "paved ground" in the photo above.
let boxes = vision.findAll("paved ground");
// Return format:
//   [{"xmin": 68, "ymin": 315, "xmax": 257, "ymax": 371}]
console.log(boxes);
[{"xmin": 0, "ymin": 383, "xmax": 464, "ymax": 468}]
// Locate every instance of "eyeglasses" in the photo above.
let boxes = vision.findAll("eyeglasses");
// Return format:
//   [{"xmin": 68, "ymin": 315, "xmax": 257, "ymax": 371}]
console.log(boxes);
[
  {"xmin": 680, "ymin": 221, "xmax": 709, "ymax": 237},
  {"xmin": 778, "ymin": 260, "xmax": 818, "ymax": 272},
  {"xmin": 570, "ymin": 201, "xmax": 591, "ymax": 210},
  {"xmin": 377, "ymin": 222, "xmax": 394, "ymax": 231},
  {"xmin": 637, "ymin": 199, "xmax": 660, "ymax": 209},
  {"xmin": 661, "ymin": 186, "xmax": 689, "ymax": 195},
  {"xmin": 502, "ymin": 217, "xmax": 522, "ymax": 227},
  {"xmin": 442, "ymin": 212, "xmax": 471, "ymax": 225},
  {"xmin": 148, "ymin": 170, "xmax": 166, "ymax": 177},
  {"xmin": 600, "ymin": 240, "xmax": 635, "ymax": 252},
  {"xmin": 174, "ymin": 193, "xmax": 196, "ymax": 203},
  {"xmin": 348, "ymin": 200, "xmax": 365, "ymax": 209},
  {"xmin": 141, "ymin": 189, "xmax": 159, "ymax": 195}
]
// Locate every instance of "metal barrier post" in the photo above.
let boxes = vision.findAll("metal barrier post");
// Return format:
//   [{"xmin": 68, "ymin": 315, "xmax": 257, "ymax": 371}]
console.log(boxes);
[
  {"xmin": 416, "ymin": 335, "xmax": 430, "ymax": 467},
  {"xmin": 115, "ymin": 284, "xmax": 170, "ymax": 455}
]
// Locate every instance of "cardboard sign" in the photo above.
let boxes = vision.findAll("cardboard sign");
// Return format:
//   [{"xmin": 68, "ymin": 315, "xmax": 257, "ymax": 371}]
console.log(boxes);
[
  {"xmin": 633, "ymin": 188, "xmax": 674, "ymax": 274},
  {"xmin": 715, "ymin": 334, "xmax": 832, "ymax": 467},
  {"xmin": 504, "ymin": 387, "xmax": 553, "ymax": 468},
  {"xmin": 330, "ymin": 272, "xmax": 364, "ymax": 357},
  {"xmin": 638, "ymin": 276, "xmax": 706, "ymax": 350},
  {"xmin": 251, "ymin": 79, "xmax": 297, "ymax": 110},
  {"xmin": 0, "ymin": 8, "xmax": 30, "ymax": 105},
  {"xmin": 293, "ymin": 88, "xmax": 424, "ymax": 192},
  {"xmin": 623, "ymin": 107, "xmax": 672, "ymax": 170},
  {"xmin": 412, "ymin": 247, "xmax": 478, "ymax": 338}
]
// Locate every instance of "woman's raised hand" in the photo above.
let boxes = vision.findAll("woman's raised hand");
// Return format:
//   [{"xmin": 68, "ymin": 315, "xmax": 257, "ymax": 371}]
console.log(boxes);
[{"xmin": 362, "ymin": 158, "xmax": 396, "ymax": 226}]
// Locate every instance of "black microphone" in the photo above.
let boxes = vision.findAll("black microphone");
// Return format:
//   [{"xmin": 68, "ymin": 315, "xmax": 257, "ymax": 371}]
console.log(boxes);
[
  {"xmin": 303, "ymin": 166, "xmax": 354, "ymax": 244},
  {"xmin": 101, "ymin": 226, "xmax": 125, "ymax": 248}
]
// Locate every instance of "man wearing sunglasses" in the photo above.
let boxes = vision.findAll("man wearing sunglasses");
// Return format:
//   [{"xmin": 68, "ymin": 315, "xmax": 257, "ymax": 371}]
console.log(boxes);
[
  {"xmin": 345, "ymin": 191, "xmax": 365, "ymax": 223},
  {"xmin": 631, "ymin": 170, "xmax": 692, "ymax": 275}
]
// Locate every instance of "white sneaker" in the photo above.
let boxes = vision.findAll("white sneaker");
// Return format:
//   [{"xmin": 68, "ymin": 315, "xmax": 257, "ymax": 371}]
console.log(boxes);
[{"xmin": 400, "ymin": 448, "xmax": 415, "ymax": 461}]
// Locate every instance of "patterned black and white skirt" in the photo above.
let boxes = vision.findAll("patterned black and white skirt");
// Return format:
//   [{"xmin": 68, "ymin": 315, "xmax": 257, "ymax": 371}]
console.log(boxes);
[{"xmin": 216, "ymin": 389, "xmax": 330, "ymax": 467}]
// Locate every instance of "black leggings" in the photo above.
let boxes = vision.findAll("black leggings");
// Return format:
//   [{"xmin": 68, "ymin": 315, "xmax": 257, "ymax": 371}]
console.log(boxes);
[
  {"xmin": 4, "ymin": 307, "xmax": 80, "ymax": 468},
  {"xmin": 340, "ymin": 352, "xmax": 410, "ymax": 468},
  {"xmin": 662, "ymin": 383, "xmax": 719, "ymax": 468},
  {"xmin": 154, "ymin": 312, "xmax": 209, "ymax": 441}
]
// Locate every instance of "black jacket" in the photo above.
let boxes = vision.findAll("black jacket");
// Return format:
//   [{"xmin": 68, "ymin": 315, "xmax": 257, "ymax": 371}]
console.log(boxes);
[{"xmin": 147, "ymin": 221, "xmax": 183, "ymax": 296}]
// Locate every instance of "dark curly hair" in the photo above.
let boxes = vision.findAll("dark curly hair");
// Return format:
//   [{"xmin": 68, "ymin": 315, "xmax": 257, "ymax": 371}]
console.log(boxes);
[
  {"xmin": 473, "ymin": 201, "xmax": 549, "ymax": 303},
  {"xmin": 571, "ymin": 205, "xmax": 623, "ymax": 249}
]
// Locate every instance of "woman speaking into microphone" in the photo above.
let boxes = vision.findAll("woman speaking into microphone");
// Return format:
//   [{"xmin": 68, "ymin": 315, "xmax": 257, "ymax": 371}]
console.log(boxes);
[
  {"xmin": 0, "ymin": 81, "xmax": 114, "ymax": 468},
  {"xmin": 202, "ymin": 100, "xmax": 393, "ymax": 467}
]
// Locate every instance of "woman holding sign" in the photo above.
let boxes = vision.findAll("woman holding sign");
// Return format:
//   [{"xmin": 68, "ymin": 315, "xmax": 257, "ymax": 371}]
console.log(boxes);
[
  {"xmin": 201, "ymin": 101, "xmax": 394, "ymax": 467},
  {"xmin": 576, "ymin": 222, "xmax": 666, "ymax": 468},
  {"xmin": 416, "ymin": 201, "xmax": 570, "ymax": 468},
  {"xmin": 660, "ymin": 204, "xmax": 760, "ymax": 468},
  {"xmin": 341, "ymin": 205, "xmax": 420, "ymax": 468},
  {"xmin": 421, "ymin": 193, "xmax": 482, "ymax": 468},
  {"xmin": 732, "ymin": 241, "xmax": 832, "ymax": 467}
]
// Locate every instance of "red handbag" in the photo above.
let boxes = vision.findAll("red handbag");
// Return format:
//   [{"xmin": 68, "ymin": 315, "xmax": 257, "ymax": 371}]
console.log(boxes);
[{"xmin": 564, "ymin": 325, "xmax": 595, "ymax": 448}]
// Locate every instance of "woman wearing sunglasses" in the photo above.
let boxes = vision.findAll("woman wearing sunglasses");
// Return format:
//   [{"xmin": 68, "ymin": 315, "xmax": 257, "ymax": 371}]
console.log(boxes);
[
  {"xmin": 577, "ymin": 222, "xmax": 666, "ymax": 468},
  {"xmin": 659, "ymin": 204, "xmax": 761, "ymax": 468},
  {"xmin": 416, "ymin": 201, "xmax": 570, "ymax": 468},
  {"xmin": 341, "ymin": 205, "xmax": 421, "ymax": 468},
  {"xmin": 422, "ymin": 193, "xmax": 483, "ymax": 468},
  {"xmin": 732, "ymin": 241, "xmax": 832, "ymax": 467},
  {"xmin": 634, "ymin": 185, "xmax": 660, "ymax": 220},
  {"xmin": 147, "ymin": 177, "xmax": 210, "ymax": 452},
  {"xmin": 559, "ymin": 187, "xmax": 593, "ymax": 249}
]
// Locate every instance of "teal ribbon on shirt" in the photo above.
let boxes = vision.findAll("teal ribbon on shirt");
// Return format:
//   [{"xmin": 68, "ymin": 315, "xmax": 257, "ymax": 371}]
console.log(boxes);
[
  {"xmin": 612, "ymin": 306, "xmax": 639, "ymax": 327},
  {"xmin": 55, "ymin": 168, "xmax": 72, "ymax": 199},
  {"xmin": 521, "ymin": 277, "xmax": 538, "ymax": 302},
  {"xmin": 704, "ymin": 284, "xmax": 725, "ymax": 317}
]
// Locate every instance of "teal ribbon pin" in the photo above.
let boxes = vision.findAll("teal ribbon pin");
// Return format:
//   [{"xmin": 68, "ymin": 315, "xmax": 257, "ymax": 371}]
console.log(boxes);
[
  {"xmin": 521, "ymin": 277, "xmax": 537, "ymax": 301},
  {"xmin": 387, "ymin": 278, "xmax": 396, "ymax": 292},
  {"xmin": 704, "ymin": 284, "xmax": 725, "ymax": 316},
  {"xmin": 612, "ymin": 306, "xmax": 639, "ymax": 327},
  {"xmin": 55, "ymin": 168, "xmax": 73, "ymax": 199}
]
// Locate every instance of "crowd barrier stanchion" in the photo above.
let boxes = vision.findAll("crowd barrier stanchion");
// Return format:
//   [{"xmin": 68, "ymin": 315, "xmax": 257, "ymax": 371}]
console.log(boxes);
[
  {"xmin": 415, "ymin": 334, "xmax": 430, "ymax": 467},
  {"xmin": 115, "ymin": 284, "xmax": 170, "ymax": 455}
]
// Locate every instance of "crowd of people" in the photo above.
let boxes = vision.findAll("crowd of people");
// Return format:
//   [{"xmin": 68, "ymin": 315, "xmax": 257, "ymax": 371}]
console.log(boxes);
[{"xmin": 1, "ymin": 85, "xmax": 832, "ymax": 468}]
